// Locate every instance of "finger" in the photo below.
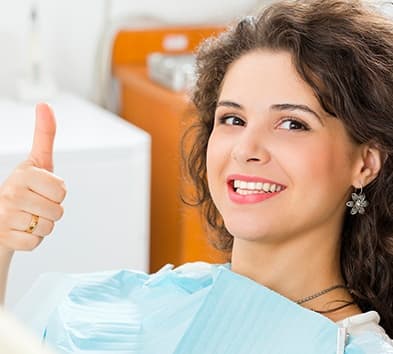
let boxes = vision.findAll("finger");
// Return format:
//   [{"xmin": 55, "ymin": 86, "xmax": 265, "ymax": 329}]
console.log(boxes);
[
  {"xmin": 19, "ymin": 190, "xmax": 64, "ymax": 222},
  {"xmin": 29, "ymin": 103, "xmax": 56, "ymax": 172},
  {"xmin": 8, "ymin": 211, "xmax": 54, "ymax": 237},
  {"xmin": 24, "ymin": 166, "xmax": 66, "ymax": 204},
  {"xmin": 31, "ymin": 216, "xmax": 55, "ymax": 237},
  {"xmin": 0, "ymin": 230, "xmax": 43, "ymax": 251}
]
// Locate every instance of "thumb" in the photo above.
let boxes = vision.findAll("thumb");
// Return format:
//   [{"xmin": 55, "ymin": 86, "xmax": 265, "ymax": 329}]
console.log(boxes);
[{"xmin": 29, "ymin": 103, "xmax": 56, "ymax": 172}]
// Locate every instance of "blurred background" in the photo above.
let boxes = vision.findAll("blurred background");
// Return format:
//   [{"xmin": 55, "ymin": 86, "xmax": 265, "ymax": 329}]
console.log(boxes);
[
  {"xmin": 0, "ymin": 0, "xmax": 267, "ymax": 101},
  {"xmin": 0, "ymin": 0, "xmax": 392, "ymax": 306}
]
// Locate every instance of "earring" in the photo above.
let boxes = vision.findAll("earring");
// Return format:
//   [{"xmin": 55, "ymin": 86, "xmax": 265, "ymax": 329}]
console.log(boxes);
[{"xmin": 346, "ymin": 185, "xmax": 369, "ymax": 215}]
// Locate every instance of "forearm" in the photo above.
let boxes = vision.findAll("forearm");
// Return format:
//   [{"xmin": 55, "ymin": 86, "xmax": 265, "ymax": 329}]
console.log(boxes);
[{"xmin": 0, "ymin": 247, "xmax": 14, "ymax": 305}]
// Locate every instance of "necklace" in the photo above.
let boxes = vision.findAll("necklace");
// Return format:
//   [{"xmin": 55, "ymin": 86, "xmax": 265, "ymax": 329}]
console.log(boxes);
[
  {"xmin": 312, "ymin": 301, "xmax": 355, "ymax": 314},
  {"xmin": 295, "ymin": 284, "xmax": 347, "ymax": 305},
  {"xmin": 295, "ymin": 284, "xmax": 356, "ymax": 314}
]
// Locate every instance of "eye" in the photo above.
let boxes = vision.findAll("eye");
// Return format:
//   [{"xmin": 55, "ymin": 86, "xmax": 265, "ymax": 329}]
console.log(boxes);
[
  {"xmin": 219, "ymin": 115, "xmax": 246, "ymax": 126},
  {"xmin": 278, "ymin": 118, "xmax": 310, "ymax": 131}
]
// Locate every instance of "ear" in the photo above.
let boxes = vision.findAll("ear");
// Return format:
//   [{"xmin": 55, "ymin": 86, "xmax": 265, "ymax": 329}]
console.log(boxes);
[{"xmin": 352, "ymin": 143, "xmax": 384, "ymax": 188}]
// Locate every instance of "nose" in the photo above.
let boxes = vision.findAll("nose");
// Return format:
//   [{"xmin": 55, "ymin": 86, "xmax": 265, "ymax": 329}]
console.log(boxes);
[{"xmin": 231, "ymin": 127, "xmax": 271, "ymax": 164}]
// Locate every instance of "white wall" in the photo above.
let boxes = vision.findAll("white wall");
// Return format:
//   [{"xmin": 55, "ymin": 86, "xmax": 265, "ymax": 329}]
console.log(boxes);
[
  {"xmin": 0, "ymin": 0, "xmax": 260, "ymax": 102},
  {"xmin": 0, "ymin": 0, "xmax": 106, "ymax": 101}
]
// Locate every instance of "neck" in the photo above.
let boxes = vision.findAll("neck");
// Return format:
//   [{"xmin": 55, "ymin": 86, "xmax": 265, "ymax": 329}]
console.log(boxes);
[{"xmin": 230, "ymin": 229, "xmax": 359, "ymax": 320}]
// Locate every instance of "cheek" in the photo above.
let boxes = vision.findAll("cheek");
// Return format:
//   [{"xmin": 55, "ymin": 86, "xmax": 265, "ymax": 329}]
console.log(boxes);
[
  {"xmin": 306, "ymin": 144, "xmax": 334, "ymax": 176},
  {"xmin": 206, "ymin": 135, "xmax": 217, "ymax": 184},
  {"xmin": 206, "ymin": 132, "xmax": 227, "ymax": 176},
  {"xmin": 206, "ymin": 132, "xmax": 231, "ymax": 197},
  {"xmin": 206, "ymin": 134, "xmax": 220, "ymax": 190},
  {"xmin": 312, "ymin": 140, "xmax": 353, "ymax": 178},
  {"xmin": 286, "ymin": 138, "xmax": 353, "ymax": 189}
]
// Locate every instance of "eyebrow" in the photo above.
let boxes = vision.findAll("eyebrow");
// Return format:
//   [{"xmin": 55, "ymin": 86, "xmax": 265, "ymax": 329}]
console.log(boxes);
[{"xmin": 216, "ymin": 101, "xmax": 324, "ymax": 126}]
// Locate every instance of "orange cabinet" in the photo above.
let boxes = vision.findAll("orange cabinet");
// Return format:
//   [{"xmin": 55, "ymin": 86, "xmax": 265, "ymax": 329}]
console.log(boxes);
[{"xmin": 113, "ymin": 27, "xmax": 227, "ymax": 272}]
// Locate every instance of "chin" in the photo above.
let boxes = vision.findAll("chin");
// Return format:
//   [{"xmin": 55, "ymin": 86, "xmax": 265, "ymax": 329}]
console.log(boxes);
[{"xmin": 224, "ymin": 221, "xmax": 272, "ymax": 242}]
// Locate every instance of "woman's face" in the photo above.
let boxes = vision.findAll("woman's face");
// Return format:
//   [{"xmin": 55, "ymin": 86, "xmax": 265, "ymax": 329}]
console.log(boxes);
[{"xmin": 206, "ymin": 50, "xmax": 360, "ymax": 243}]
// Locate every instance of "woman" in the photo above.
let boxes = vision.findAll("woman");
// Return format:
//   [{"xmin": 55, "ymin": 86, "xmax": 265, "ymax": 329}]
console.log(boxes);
[{"xmin": 1, "ymin": 0, "xmax": 393, "ymax": 353}]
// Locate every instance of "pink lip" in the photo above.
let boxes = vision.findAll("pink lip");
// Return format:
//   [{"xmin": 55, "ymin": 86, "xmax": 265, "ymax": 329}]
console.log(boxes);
[{"xmin": 226, "ymin": 174, "xmax": 286, "ymax": 205}]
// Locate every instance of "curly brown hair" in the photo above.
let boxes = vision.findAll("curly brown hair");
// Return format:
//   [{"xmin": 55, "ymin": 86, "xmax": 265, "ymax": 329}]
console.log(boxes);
[{"xmin": 183, "ymin": 0, "xmax": 393, "ymax": 336}]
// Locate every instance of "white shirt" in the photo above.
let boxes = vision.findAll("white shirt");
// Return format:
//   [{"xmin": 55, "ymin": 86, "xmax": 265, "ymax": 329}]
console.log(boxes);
[{"xmin": 338, "ymin": 311, "xmax": 393, "ymax": 353}]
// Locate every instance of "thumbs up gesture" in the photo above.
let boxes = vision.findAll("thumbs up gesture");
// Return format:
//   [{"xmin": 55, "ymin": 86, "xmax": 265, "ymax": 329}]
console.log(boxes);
[{"xmin": 0, "ymin": 103, "xmax": 66, "ymax": 252}]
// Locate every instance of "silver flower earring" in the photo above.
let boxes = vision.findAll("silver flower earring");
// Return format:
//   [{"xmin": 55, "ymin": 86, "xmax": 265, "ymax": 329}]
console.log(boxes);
[{"xmin": 346, "ymin": 185, "xmax": 368, "ymax": 215}]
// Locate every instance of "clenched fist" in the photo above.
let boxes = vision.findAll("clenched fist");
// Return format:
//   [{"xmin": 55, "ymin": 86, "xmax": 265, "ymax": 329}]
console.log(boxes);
[{"xmin": 0, "ymin": 103, "xmax": 66, "ymax": 252}]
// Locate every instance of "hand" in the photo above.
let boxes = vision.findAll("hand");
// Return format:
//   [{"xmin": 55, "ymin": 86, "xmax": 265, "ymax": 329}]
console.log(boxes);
[{"xmin": 0, "ymin": 103, "xmax": 66, "ymax": 253}]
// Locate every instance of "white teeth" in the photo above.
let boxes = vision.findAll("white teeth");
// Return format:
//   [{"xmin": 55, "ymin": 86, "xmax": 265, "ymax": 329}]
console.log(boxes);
[
  {"xmin": 262, "ymin": 183, "xmax": 270, "ymax": 192},
  {"xmin": 232, "ymin": 179, "xmax": 284, "ymax": 194},
  {"xmin": 237, "ymin": 189, "xmax": 261, "ymax": 195}
]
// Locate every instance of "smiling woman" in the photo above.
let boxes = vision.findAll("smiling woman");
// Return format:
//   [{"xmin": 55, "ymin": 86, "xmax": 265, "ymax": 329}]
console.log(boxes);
[
  {"xmin": 207, "ymin": 50, "xmax": 359, "ymax": 248},
  {"xmin": 1, "ymin": 0, "xmax": 393, "ymax": 353},
  {"xmin": 184, "ymin": 0, "xmax": 393, "ymax": 348}
]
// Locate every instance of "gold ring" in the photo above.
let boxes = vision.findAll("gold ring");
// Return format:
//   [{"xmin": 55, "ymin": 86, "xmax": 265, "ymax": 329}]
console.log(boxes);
[{"xmin": 26, "ymin": 214, "xmax": 39, "ymax": 234}]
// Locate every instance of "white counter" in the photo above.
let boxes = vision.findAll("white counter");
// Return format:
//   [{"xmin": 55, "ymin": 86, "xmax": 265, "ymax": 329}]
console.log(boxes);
[{"xmin": 0, "ymin": 93, "xmax": 150, "ymax": 307}]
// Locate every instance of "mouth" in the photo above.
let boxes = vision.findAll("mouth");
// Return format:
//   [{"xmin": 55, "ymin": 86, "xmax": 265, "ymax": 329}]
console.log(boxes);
[
  {"xmin": 228, "ymin": 175, "xmax": 286, "ymax": 194},
  {"xmin": 231, "ymin": 179, "xmax": 284, "ymax": 194},
  {"xmin": 226, "ymin": 175, "xmax": 286, "ymax": 203}
]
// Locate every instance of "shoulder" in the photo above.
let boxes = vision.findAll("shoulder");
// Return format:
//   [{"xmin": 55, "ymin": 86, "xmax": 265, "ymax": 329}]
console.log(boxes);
[{"xmin": 338, "ymin": 311, "xmax": 393, "ymax": 354}]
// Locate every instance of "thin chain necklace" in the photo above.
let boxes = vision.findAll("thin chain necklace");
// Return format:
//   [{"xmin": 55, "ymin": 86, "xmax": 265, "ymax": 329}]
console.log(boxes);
[
  {"xmin": 295, "ymin": 284, "xmax": 355, "ymax": 314},
  {"xmin": 295, "ymin": 284, "xmax": 347, "ymax": 304}
]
